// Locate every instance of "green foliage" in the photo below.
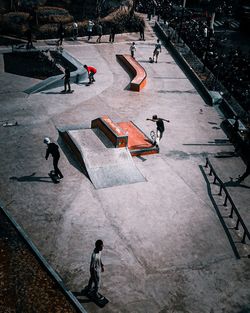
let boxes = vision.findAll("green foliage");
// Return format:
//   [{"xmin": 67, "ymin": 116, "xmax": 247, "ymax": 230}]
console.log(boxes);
[
  {"xmin": 102, "ymin": 9, "xmax": 144, "ymax": 33},
  {"xmin": 0, "ymin": 12, "xmax": 30, "ymax": 36},
  {"xmin": 19, "ymin": 0, "xmax": 47, "ymax": 8},
  {"xmin": 36, "ymin": 6, "xmax": 73, "ymax": 24}
]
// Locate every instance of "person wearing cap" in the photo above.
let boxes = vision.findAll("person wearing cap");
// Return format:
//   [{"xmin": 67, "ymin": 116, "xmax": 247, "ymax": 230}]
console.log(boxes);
[
  {"xmin": 84, "ymin": 64, "xmax": 97, "ymax": 84},
  {"xmin": 85, "ymin": 239, "xmax": 104, "ymax": 300},
  {"xmin": 44, "ymin": 137, "xmax": 63, "ymax": 179},
  {"xmin": 146, "ymin": 115, "xmax": 170, "ymax": 148}
]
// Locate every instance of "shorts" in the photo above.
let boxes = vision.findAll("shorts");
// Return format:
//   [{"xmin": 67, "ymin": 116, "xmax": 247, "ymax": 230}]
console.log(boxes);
[{"xmin": 153, "ymin": 50, "xmax": 160, "ymax": 57}]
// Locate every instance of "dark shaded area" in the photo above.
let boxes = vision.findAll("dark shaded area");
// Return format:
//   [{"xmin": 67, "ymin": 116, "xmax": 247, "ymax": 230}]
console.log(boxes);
[
  {"xmin": 3, "ymin": 51, "xmax": 62, "ymax": 80},
  {"xmin": 50, "ymin": 51, "xmax": 77, "ymax": 72},
  {"xmin": 0, "ymin": 208, "xmax": 80, "ymax": 312},
  {"xmin": 9, "ymin": 172, "xmax": 53, "ymax": 183}
]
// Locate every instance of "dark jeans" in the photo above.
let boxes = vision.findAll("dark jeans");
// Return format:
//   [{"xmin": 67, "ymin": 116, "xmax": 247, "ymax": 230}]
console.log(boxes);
[
  {"xmin": 88, "ymin": 31, "xmax": 92, "ymax": 41},
  {"xmin": 64, "ymin": 79, "xmax": 71, "ymax": 92},
  {"xmin": 53, "ymin": 157, "xmax": 63, "ymax": 178},
  {"xmin": 87, "ymin": 270, "xmax": 100, "ymax": 296}
]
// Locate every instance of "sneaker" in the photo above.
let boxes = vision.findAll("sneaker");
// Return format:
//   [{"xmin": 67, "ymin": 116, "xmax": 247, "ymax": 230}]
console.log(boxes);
[{"xmin": 96, "ymin": 293, "xmax": 104, "ymax": 300}]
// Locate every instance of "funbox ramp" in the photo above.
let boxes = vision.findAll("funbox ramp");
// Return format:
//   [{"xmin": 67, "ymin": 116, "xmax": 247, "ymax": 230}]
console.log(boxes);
[{"xmin": 63, "ymin": 128, "xmax": 146, "ymax": 189}]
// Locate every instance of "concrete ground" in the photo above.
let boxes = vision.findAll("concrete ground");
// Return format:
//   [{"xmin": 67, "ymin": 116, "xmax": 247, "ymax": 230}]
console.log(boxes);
[{"xmin": 0, "ymin": 18, "xmax": 250, "ymax": 313}]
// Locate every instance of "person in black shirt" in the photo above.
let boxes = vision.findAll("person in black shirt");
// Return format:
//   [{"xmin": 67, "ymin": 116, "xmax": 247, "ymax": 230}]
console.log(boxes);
[
  {"xmin": 26, "ymin": 28, "xmax": 33, "ymax": 50},
  {"xmin": 57, "ymin": 22, "xmax": 64, "ymax": 46},
  {"xmin": 146, "ymin": 115, "xmax": 170, "ymax": 148},
  {"xmin": 62, "ymin": 68, "xmax": 71, "ymax": 92},
  {"xmin": 44, "ymin": 137, "xmax": 63, "ymax": 179}
]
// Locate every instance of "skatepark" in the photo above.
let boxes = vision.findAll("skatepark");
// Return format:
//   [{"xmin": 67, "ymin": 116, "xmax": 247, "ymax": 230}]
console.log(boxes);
[{"xmin": 0, "ymin": 18, "xmax": 250, "ymax": 313}]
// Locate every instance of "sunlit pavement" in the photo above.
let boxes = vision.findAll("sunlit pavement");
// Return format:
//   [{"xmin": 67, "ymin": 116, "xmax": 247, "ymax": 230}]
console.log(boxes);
[{"xmin": 0, "ymin": 17, "xmax": 249, "ymax": 313}]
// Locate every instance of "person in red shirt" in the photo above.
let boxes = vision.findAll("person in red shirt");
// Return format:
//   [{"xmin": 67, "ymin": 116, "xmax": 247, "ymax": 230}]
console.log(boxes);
[{"xmin": 84, "ymin": 64, "xmax": 97, "ymax": 84}]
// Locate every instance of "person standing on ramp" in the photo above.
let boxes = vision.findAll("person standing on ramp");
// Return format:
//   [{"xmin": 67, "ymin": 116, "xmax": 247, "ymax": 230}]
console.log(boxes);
[
  {"xmin": 44, "ymin": 137, "xmax": 63, "ymax": 179},
  {"xmin": 146, "ymin": 115, "xmax": 170, "ymax": 148},
  {"xmin": 62, "ymin": 68, "xmax": 71, "ymax": 92}
]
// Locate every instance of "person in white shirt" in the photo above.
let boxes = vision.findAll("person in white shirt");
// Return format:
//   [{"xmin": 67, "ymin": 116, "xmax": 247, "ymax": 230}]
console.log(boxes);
[
  {"xmin": 130, "ymin": 42, "xmax": 136, "ymax": 59},
  {"xmin": 73, "ymin": 21, "xmax": 78, "ymax": 40},
  {"xmin": 86, "ymin": 240, "xmax": 104, "ymax": 299},
  {"xmin": 153, "ymin": 39, "xmax": 162, "ymax": 63},
  {"xmin": 87, "ymin": 20, "xmax": 95, "ymax": 41}
]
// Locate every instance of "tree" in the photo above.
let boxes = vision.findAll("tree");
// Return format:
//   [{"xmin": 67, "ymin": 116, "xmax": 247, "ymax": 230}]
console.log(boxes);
[
  {"xmin": 96, "ymin": 0, "xmax": 106, "ymax": 18},
  {"xmin": 18, "ymin": 0, "xmax": 47, "ymax": 10}
]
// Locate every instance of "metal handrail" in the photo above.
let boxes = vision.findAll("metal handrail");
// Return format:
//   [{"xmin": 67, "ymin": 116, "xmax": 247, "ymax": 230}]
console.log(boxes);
[{"xmin": 205, "ymin": 157, "xmax": 250, "ymax": 244}]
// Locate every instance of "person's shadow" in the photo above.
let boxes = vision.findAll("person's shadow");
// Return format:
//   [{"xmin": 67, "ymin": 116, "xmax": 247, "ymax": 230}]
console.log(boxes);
[
  {"xmin": 223, "ymin": 178, "xmax": 250, "ymax": 189},
  {"xmin": 9, "ymin": 172, "xmax": 53, "ymax": 183}
]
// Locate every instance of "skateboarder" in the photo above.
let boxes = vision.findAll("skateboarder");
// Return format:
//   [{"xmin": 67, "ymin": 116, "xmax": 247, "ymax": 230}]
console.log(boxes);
[
  {"xmin": 85, "ymin": 240, "xmax": 104, "ymax": 299},
  {"xmin": 84, "ymin": 64, "xmax": 97, "ymax": 84},
  {"xmin": 62, "ymin": 68, "xmax": 71, "ymax": 92},
  {"xmin": 146, "ymin": 115, "xmax": 170, "ymax": 148},
  {"xmin": 153, "ymin": 39, "xmax": 162, "ymax": 63},
  {"xmin": 44, "ymin": 137, "xmax": 63, "ymax": 179}
]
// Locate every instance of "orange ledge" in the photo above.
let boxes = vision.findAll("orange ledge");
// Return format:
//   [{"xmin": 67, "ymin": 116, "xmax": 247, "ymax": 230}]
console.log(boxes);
[{"xmin": 116, "ymin": 54, "xmax": 147, "ymax": 92}]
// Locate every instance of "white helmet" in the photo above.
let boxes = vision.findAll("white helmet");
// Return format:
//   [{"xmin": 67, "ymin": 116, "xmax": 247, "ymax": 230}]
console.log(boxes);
[{"xmin": 44, "ymin": 137, "xmax": 50, "ymax": 144}]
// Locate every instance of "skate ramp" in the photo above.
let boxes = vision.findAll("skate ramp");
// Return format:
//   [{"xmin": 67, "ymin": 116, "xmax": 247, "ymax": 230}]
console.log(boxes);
[{"xmin": 61, "ymin": 128, "xmax": 146, "ymax": 189}]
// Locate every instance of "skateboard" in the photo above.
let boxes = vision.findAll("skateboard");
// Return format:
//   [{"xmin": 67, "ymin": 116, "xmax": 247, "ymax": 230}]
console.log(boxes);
[
  {"xmin": 48, "ymin": 171, "xmax": 60, "ymax": 184},
  {"xmin": 80, "ymin": 288, "xmax": 109, "ymax": 308}
]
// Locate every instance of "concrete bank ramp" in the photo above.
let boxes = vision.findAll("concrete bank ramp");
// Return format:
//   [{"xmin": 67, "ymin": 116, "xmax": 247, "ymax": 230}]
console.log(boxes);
[{"xmin": 64, "ymin": 129, "xmax": 146, "ymax": 189}]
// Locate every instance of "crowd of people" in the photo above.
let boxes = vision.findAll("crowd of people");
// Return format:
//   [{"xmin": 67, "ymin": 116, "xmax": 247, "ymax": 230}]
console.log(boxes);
[
  {"xmin": 164, "ymin": 14, "xmax": 250, "ymax": 115},
  {"xmin": 136, "ymin": 0, "xmax": 250, "ymax": 115}
]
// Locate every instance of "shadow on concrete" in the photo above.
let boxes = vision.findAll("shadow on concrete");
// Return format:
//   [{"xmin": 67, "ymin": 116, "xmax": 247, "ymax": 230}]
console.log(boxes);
[
  {"xmin": 41, "ymin": 91, "xmax": 68, "ymax": 94},
  {"xmin": 236, "ymin": 307, "xmax": 250, "ymax": 313},
  {"xmin": 220, "ymin": 180, "xmax": 250, "ymax": 189},
  {"xmin": 72, "ymin": 291, "xmax": 92, "ymax": 304},
  {"xmin": 199, "ymin": 165, "xmax": 240, "ymax": 259},
  {"xmin": 9, "ymin": 172, "xmax": 52, "ymax": 183},
  {"xmin": 208, "ymin": 122, "xmax": 218, "ymax": 125},
  {"xmin": 184, "ymin": 143, "xmax": 232, "ymax": 146},
  {"xmin": 57, "ymin": 136, "xmax": 89, "ymax": 180},
  {"xmin": 136, "ymin": 155, "xmax": 147, "ymax": 162},
  {"xmin": 214, "ymin": 151, "xmax": 238, "ymax": 158}
]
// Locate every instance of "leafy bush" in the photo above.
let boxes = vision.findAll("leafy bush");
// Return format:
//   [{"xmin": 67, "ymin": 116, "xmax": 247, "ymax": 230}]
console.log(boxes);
[
  {"xmin": 101, "ymin": 9, "xmax": 144, "ymax": 34},
  {"xmin": 0, "ymin": 12, "xmax": 30, "ymax": 36},
  {"xmin": 2, "ymin": 12, "xmax": 30, "ymax": 24},
  {"xmin": 36, "ymin": 6, "xmax": 73, "ymax": 24}
]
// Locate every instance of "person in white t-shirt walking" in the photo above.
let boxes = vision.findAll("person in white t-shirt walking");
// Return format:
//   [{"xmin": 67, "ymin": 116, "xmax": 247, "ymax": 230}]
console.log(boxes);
[
  {"xmin": 130, "ymin": 42, "xmax": 136, "ymax": 59},
  {"xmin": 85, "ymin": 240, "xmax": 104, "ymax": 299},
  {"xmin": 153, "ymin": 39, "xmax": 162, "ymax": 63}
]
